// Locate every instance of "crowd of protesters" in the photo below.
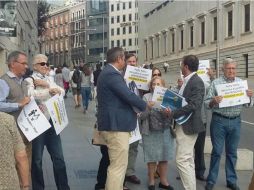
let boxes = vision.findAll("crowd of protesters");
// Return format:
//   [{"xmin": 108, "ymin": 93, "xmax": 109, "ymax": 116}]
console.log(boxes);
[{"xmin": 0, "ymin": 48, "xmax": 254, "ymax": 190}]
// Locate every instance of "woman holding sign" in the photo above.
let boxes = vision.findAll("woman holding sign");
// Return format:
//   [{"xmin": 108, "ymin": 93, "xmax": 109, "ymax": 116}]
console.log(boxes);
[{"xmin": 139, "ymin": 76, "xmax": 175, "ymax": 190}]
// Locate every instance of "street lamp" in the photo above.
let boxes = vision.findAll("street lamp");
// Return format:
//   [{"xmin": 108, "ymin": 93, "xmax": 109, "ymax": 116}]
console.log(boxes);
[{"xmin": 88, "ymin": 15, "xmax": 108, "ymax": 65}]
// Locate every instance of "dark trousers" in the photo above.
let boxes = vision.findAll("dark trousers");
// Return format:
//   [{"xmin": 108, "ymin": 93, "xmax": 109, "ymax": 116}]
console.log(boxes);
[
  {"xmin": 194, "ymin": 124, "xmax": 206, "ymax": 177},
  {"xmin": 95, "ymin": 145, "xmax": 110, "ymax": 188},
  {"xmin": 31, "ymin": 122, "xmax": 70, "ymax": 190}
]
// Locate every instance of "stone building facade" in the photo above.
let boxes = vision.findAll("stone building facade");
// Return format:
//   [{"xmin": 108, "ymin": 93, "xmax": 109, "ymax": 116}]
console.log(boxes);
[
  {"xmin": 0, "ymin": 1, "xmax": 38, "ymax": 75},
  {"xmin": 138, "ymin": 0, "xmax": 254, "ymax": 78}
]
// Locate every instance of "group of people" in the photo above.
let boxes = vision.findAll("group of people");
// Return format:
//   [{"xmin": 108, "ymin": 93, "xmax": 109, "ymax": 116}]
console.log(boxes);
[
  {"xmin": 95, "ymin": 47, "xmax": 254, "ymax": 190},
  {"xmin": 0, "ymin": 51, "xmax": 70, "ymax": 190},
  {"xmin": 0, "ymin": 47, "xmax": 254, "ymax": 190}
]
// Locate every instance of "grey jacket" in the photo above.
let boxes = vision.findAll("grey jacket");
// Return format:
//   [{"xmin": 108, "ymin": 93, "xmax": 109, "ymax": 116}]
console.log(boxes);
[{"xmin": 172, "ymin": 73, "xmax": 205, "ymax": 135}]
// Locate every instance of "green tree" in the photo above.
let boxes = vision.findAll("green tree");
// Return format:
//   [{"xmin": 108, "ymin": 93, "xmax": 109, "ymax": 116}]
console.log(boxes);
[{"xmin": 38, "ymin": 0, "xmax": 50, "ymax": 37}]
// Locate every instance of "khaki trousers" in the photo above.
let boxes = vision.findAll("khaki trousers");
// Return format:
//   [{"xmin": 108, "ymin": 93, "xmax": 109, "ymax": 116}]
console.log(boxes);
[
  {"xmin": 101, "ymin": 131, "xmax": 130, "ymax": 190},
  {"xmin": 249, "ymin": 173, "xmax": 254, "ymax": 190},
  {"xmin": 175, "ymin": 126, "xmax": 198, "ymax": 190}
]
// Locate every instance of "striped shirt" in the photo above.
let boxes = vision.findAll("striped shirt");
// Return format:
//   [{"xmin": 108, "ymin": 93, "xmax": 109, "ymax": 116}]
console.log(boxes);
[{"xmin": 205, "ymin": 75, "xmax": 250, "ymax": 117}]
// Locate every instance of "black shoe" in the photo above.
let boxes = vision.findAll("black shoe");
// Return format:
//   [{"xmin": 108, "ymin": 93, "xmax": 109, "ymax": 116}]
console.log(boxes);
[
  {"xmin": 196, "ymin": 175, "xmax": 207, "ymax": 181},
  {"xmin": 205, "ymin": 183, "xmax": 214, "ymax": 190},
  {"xmin": 148, "ymin": 185, "xmax": 155, "ymax": 190},
  {"xmin": 227, "ymin": 183, "xmax": 240, "ymax": 190},
  {"xmin": 125, "ymin": 175, "xmax": 141, "ymax": 184},
  {"xmin": 94, "ymin": 183, "xmax": 105, "ymax": 190},
  {"xmin": 158, "ymin": 182, "xmax": 174, "ymax": 190},
  {"xmin": 176, "ymin": 176, "xmax": 181, "ymax": 180}
]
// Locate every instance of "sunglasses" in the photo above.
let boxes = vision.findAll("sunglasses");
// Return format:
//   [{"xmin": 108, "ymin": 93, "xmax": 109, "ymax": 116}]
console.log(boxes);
[
  {"xmin": 38, "ymin": 62, "xmax": 49, "ymax": 67},
  {"xmin": 153, "ymin": 73, "xmax": 161, "ymax": 77}
]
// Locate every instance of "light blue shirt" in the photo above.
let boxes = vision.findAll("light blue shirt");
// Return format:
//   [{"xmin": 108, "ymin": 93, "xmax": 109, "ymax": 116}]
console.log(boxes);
[{"xmin": 0, "ymin": 72, "xmax": 22, "ymax": 112}]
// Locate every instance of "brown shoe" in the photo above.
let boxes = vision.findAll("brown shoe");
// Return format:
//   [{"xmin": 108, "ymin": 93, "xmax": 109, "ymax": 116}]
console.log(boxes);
[{"xmin": 125, "ymin": 175, "xmax": 141, "ymax": 184}]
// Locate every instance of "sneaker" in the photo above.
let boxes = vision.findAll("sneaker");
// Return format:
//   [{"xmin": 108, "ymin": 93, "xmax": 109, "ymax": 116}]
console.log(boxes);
[{"xmin": 227, "ymin": 183, "xmax": 240, "ymax": 190}]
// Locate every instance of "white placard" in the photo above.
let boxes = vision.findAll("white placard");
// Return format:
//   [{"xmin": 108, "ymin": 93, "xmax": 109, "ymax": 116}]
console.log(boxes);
[
  {"xmin": 124, "ymin": 65, "xmax": 152, "ymax": 90},
  {"xmin": 152, "ymin": 86, "xmax": 167, "ymax": 108},
  {"xmin": 45, "ymin": 94, "xmax": 69, "ymax": 135},
  {"xmin": 215, "ymin": 80, "xmax": 250, "ymax": 108},
  {"xmin": 197, "ymin": 60, "xmax": 210, "ymax": 82},
  {"xmin": 129, "ymin": 121, "xmax": 142, "ymax": 144},
  {"xmin": 17, "ymin": 97, "xmax": 51, "ymax": 142}
]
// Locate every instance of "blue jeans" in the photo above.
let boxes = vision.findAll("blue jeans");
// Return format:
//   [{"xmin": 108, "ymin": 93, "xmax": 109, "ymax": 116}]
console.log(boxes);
[
  {"xmin": 207, "ymin": 114, "xmax": 241, "ymax": 185},
  {"xmin": 81, "ymin": 87, "xmax": 91, "ymax": 110},
  {"xmin": 31, "ymin": 121, "xmax": 70, "ymax": 190}
]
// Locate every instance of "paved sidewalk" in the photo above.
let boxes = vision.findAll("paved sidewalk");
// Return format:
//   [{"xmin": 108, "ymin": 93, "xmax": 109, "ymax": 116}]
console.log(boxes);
[{"xmin": 43, "ymin": 71, "xmax": 253, "ymax": 190}]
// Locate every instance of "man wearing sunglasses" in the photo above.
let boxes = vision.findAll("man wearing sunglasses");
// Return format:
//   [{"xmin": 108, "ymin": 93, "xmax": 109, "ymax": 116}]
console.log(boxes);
[{"xmin": 24, "ymin": 54, "xmax": 70, "ymax": 190}]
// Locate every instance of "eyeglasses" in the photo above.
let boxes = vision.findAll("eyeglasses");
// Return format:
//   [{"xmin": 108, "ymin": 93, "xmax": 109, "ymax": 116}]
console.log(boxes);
[
  {"xmin": 153, "ymin": 73, "xmax": 161, "ymax": 77},
  {"xmin": 16, "ymin": 60, "xmax": 28, "ymax": 65},
  {"xmin": 38, "ymin": 62, "xmax": 49, "ymax": 67}
]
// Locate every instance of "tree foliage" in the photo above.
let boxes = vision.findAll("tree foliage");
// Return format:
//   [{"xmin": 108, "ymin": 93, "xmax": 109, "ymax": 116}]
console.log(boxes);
[{"xmin": 38, "ymin": 0, "xmax": 50, "ymax": 37}]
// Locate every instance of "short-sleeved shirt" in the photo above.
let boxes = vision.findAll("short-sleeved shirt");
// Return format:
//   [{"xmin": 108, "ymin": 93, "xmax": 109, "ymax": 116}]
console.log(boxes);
[{"xmin": 0, "ymin": 112, "xmax": 25, "ymax": 190}]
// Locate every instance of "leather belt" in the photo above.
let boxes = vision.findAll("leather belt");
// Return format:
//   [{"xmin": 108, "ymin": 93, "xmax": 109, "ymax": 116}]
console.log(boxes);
[{"xmin": 213, "ymin": 112, "xmax": 240, "ymax": 120}]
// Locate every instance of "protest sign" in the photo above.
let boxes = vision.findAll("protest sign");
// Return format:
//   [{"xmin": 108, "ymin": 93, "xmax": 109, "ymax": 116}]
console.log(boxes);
[
  {"xmin": 152, "ymin": 86, "xmax": 167, "ymax": 108},
  {"xmin": 216, "ymin": 80, "xmax": 250, "ymax": 108},
  {"xmin": 197, "ymin": 60, "xmax": 210, "ymax": 82},
  {"xmin": 124, "ymin": 65, "xmax": 152, "ymax": 90},
  {"xmin": 129, "ymin": 121, "xmax": 142, "ymax": 144},
  {"xmin": 45, "ymin": 94, "xmax": 69, "ymax": 135},
  {"xmin": 17, "ymin": 97, "xmax": 51, "ymax": 142}
]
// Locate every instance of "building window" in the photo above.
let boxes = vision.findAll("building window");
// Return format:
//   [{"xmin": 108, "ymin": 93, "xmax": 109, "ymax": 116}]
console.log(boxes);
[
  {"xmin": 129, "ymin": 1, "xmax": 132, "ymax": 9},
  {"xmin": 117, "ymin": 40, "xmax": 120, "ymax": 47},
  {"xmin": 228, "ymin": 10, "xmax": 233, "ymax": 37},
  {"xmin": 111, "ymin": 28, "xmax": 114, "ymax": 36},
  {"xmin": 213, "ymin": 17, "xmax": 217, "ymax": 41},
  {"xmin": 145, "ymin": 40, "xmax": 148, "ymax": 60},
  {"xmin": 123, "ymin": 15, "xmax": 126, "ymax": 22},
  {"xmin": 129, "ymin": 14, "xmax": 132, "ymax": 21},
  {"xmin": 111, "ymin": 40, "xmax": 114, "ymax": 48},
  {"xmin": 163, "ymin": 33, "xmax": 166, "ymax": 55},
  {"xmin": 117, "ymin": 3, "xmax": 120, "ymax": 11},
  {"xmin": 172, "ymin": 33, "xmax": 175, "ymax": 53},
  {"xmin": 117, "ymin": 28, "xmax": 120, "ymax": 35},
  {"xmin": 129, "ymin": 38, "xmax": 132, "ymax": 46},
  {"xmin": 111, "ymin": 4, "xmax": 114, "ymax": 11},
  {"xmin": 129, "ymin": 26, "xmax": 132, "ymax": 33},
  {"xmin": 201, "ymin": 21, "xmax": 205, "ymax": 44},
  {"xmin": 117, "ymin": 16, "xmax": 120, "ymax": 23},
  {"xmin": 123, "ymin": 27, "xmax": 126, "ymax": 34},
  {"xmin": 190, "ymin": 25, "xmax": 193, "ymax": 47},
  {"xmin": 111, "ymin": 17, "xmax": 114, "ymax": 24},
  {"xmin": 151, "ymin": 38, "xmax": 154, "ymax": 58},
  {"xmin": 123, "ymin": 2, "xmax": 125, "ymax": 9},
  {"xmin": 123, "ymin": 39, "xmax": 126, "ymax": 47},
  {"xmin": 244, "ymin": 4, "xmax": 250, "ymax": 32},
  {"xmin": 180, "ymin": 29, "xmax": 184, "ymax": 50}
]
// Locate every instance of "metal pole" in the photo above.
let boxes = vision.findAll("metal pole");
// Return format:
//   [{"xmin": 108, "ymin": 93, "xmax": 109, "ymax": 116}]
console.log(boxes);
[
  {"xmin": 102, "ymin": 16, "xmax": 105, "ymax": 65},
  {"xmin": 216, "ymin": 0, "xmax": 220, "ymax": 77}
]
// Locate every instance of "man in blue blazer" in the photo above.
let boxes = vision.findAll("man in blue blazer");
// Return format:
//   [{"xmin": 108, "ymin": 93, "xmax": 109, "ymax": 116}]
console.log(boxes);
[
  {"xmin": 166, "ymin": 55, "xmax": 205, "ymax": 190},
  {"xmin": 97, "ymin": 47, "xmax": 148, "ymax": 190}
]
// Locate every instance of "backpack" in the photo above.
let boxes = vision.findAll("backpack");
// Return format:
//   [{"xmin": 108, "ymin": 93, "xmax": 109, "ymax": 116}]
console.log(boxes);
[{"xmin": 72, "ymin": 69, "xmax": 81, "ymax": 84}]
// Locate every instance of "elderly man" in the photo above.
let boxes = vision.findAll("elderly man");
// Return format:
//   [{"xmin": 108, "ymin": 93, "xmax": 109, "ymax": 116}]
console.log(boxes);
[
  {"xmin": 0, "ymin": 112, "xmax": 30, "ymax": 190},
  {"xmin": 0, "ymin": 51, "xmax": 31, "ymax": 161},
  {"xmin": 25, "ymin": 54, "xmax": 70, "ymax": 190},
  {"xmin": 97, "ymin": 47, "xmax": 149, "ymax": 190},
  {"xmin": 205, "ymin": 58, "xmax": 253, "ymax": 190}
]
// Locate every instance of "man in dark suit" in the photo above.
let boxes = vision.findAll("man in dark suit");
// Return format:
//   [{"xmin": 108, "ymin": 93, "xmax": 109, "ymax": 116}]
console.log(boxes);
[
  {"xmin": 166, "ymin": 55, "xmax": 205, "ymax": 190},
  {"xmin": 97, "ymin": 47, "xmax": 148, "ymax": 190}
]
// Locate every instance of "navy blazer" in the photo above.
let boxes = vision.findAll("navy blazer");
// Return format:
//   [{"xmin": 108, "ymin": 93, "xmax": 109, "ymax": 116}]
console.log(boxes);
[
  {"xmin": 97, "ymin": 64, "xmax": 147, "ymax": 132},
  {"xmin": 172, "ymin": 73, "xmax": 205, "ymax": 135}
]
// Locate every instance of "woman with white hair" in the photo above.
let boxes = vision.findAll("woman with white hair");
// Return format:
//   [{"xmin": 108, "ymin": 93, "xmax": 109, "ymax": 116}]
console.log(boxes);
[{"xmin": 24, "ymin": 54, "xmax": 70, "ymax": 190}]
